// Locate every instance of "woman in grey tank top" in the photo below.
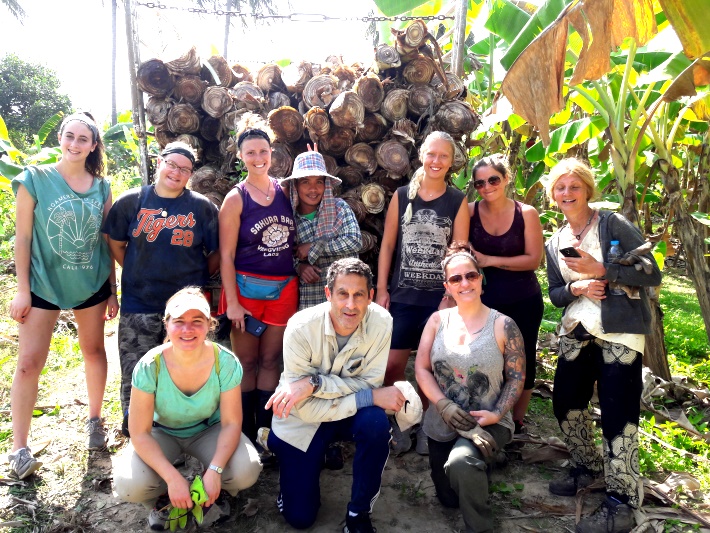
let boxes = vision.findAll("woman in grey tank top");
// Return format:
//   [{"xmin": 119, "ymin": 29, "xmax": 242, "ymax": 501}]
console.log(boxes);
[{"xmin": 414, "ymin": 242, "xmax": 526, "ymax": 533}]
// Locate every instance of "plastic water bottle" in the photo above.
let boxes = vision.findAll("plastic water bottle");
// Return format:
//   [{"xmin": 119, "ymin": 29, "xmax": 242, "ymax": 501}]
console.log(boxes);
[{"xmin": 607, "ymin": 240, "xmax": 625, "ymax": 295}]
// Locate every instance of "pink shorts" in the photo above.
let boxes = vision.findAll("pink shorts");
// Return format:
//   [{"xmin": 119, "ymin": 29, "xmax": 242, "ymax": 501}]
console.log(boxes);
[{"xmin": 218, "ymin": 272, "xmax": 298, "ymax": 327}]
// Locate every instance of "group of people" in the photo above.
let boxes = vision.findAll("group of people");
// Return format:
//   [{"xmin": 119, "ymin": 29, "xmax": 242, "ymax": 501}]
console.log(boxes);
[{"xmin": 7, "ymin": 110, "xmax": 661, "ymax": 533}]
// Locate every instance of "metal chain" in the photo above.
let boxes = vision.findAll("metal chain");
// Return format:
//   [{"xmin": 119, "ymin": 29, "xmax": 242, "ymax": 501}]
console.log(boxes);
[{"xmin": 136, "ymin": 2, "xmax": 454, "ymax": 21}]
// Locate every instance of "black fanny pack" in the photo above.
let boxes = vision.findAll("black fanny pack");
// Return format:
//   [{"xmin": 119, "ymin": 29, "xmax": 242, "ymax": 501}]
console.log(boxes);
[{"xmin": 571, "ymin": 323, "xmax": 595, "ymax": 341}]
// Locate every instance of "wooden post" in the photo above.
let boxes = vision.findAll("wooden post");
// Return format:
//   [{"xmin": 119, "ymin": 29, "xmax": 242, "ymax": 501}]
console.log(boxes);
[
  {"xmin": 123, "ymin": 0, "xmax": 150, "ymax": 185},
  {"xmin": 450, "ymin": 0, "xmax": 468, "ymax": 77}
]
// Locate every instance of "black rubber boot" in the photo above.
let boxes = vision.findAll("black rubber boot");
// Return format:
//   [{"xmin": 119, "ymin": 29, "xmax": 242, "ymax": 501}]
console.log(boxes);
[
  {"xmin": 241, "ymin": 390, "xmax": 258, "ymax": 443},
  {"xmin": 256, "ymin": 389, "xmax": 274, "ymax": 431}
]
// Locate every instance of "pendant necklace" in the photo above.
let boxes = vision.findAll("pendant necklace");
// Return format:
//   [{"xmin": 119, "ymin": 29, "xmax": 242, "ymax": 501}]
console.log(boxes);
[
  {"xmin": 247, "ymin": 180, "xmax": 271, "ymax": 201},
  {"xmin": 570, "ymin": 210, "xmax": 595, "ymax": 240}
]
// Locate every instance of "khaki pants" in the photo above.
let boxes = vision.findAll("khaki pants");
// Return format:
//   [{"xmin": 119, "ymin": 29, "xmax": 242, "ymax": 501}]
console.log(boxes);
[{"xmin": 113, "ymin": 423, "xmax": 262, "ymax": 507}]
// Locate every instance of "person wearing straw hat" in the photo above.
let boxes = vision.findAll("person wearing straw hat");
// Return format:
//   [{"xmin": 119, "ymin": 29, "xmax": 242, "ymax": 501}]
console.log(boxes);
[{"xmin": 282, "ymin": 150, "xmax": 362, "ymax": 310}]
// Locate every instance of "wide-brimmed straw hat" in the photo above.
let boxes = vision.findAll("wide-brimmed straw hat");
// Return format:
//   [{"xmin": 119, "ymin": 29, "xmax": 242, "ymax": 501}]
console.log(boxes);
[{"xmin": 281, "ymin": 151, "xmax": 341, "ymax": 184}]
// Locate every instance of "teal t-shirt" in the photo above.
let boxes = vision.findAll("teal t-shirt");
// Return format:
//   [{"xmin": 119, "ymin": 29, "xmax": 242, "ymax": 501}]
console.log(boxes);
[
  {"xmin": 132, "ymin": 344, "xmax": 243, "ymax": 438},
  {"xmin": 11, "ymin": 165, "xmax": 111, "ymax": 308}
]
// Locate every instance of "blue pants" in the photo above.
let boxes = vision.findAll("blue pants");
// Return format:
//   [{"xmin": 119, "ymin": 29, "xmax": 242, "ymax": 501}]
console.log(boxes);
[{"xmin": 267, "ymin": 406, "xmax": 390, "ymax": 530}]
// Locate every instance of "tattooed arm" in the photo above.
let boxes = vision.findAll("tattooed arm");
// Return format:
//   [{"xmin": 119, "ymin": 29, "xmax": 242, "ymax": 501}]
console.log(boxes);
[{"xmin": 469, "ymin": 316, "xmax": 526, "ymax": 427}]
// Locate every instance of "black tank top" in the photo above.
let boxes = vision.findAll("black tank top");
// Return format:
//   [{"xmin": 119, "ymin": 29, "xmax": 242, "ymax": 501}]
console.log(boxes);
[{"xmin": 469, "ymin": 200, "xmax": 540, "ymax": 307}]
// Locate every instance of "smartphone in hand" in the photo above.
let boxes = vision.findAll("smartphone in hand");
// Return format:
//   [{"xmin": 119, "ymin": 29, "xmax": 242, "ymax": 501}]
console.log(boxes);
[
  {"xmin": 244, "ymin": 315, "xmax": 268, "ymax": 337},
  {"xmin": 560, "ymin": 246, "xmax": 582, "ymax": 258}
]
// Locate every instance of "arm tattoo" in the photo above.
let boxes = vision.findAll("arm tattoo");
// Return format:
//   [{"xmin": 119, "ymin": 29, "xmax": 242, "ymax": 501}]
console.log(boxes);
[
  {"xmin": 498, "ymin": 264, "xmax": 510, "ymax": 270},
  {"xmin": 494, "ymin": 317, "xmax": 526, "ymax": 417}
]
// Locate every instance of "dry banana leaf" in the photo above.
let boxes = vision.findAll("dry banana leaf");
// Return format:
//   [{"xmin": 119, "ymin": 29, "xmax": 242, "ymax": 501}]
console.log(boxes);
[
  {"xmin": 304, "ymin": 106, "xmax": 331, "ymax": 143},
  {"xmin": 342, "ymin": 194, "xmax": 367, "ymax": 222},
  {"xmin": 361, "ymin": 183, "xmax": 386, "ymax": 214},
  {"xmin": 403, "ymin": 55, "xmax": 436, "ymax": 85},
  {"xmin": 376, "ymin": 140, "xmax": 410, "ymax": 179},
  {"xmin": 267, "ymin": 91, "xmax": 292, "ymax": 112},
  {"xmin": 337, "ymin": 166, "xmax": 365, "ymax": 188},
  {"xmin": 355, "ymin": 113, "xmax": 389, "ymax": 143},
  {"xmin": 354, "ymin": 72, "xmax": 384, "ymax": 113},
  {"xmin": 360, "ymin": 230, "xmax": 378, "ymax": 252},
  {"xmin": 408, "ymin": 84, "xmax": 440, "ymax": 117},
  {"xmin": 167, "ymin": 103, "xmax": 201, "ymax": 134},
  {"xmin": 333, "ymin": 65, "xmax": 358, "ymax": 91},
  {"xmin": 165, "ymin": 47, "xmax": 201, "ymax": 76},
  {"xmin": 221, "ymin": 108, "xmax": 249, "ymax": 134},
  {"xmin": 189, "ymin": 166, "xmax": 217, "ymax": 194},
  {"xmin": 319, "ymin": 126, "xmax": 355, "ymax": 157},
  {"xmin": 154, "ymin": 127, "xmax": 177, "ymax": 148},
  {"xmin": 256, "ymin": 63, "xmax": 283, "ymax": 93},
  {"xmin": 381, "ymin": 89, "xmax": 410, "ymax": 122},
  {"xmin": 345, "ymin": 143, "xmax": 377, "ymax": 175},
  {"xmin": 282, "ymin": 61, "xmax": 313, "ymax": 93},
  {"xmin": 230, "ymin": 82, "xmax": 265, "ymax": 111},
  {"xmin": 431, "ymin": 72, "xmax": 465, "ymax": 100},
  {"xmin": 202, "ymin": 86, "xmax": 233, "ymax": 118},
  {"xmin": 433, "ymin": 101, "xmax": 480, "ymax": 137},
  {"xmin": 137, "ymin": 59, "xmax": 175, "ymax": 97},
  {"xmin": 329, "ymin": 91, "xmax": 365, "ymax": 131},
  {"xmin": 268, "ymin": 106, "xmax": 304, "ymax": 144},
  {"xmin": 375, "ymin": 44, "xmax": 401, "ymax": 71},
  {"xmin": 451, "ymin": 142, "xmax": 468, "ymax": 173},
  {"xmin": 207, "ymin": 55, "xmax": 233, "ymax": 87},
  {"xmin": 146, "ymin": 97, "xmax": 173, "ymax": 126},
  {"xmin": 390, "ymin": 119, "xmax": 418, "ymax": 146},
  {"xmin": 230, "ymin": 63, "xmax": 253, "ymax": 84},
  {"xmin": 269, "ymin": 142, "xmax": 294, "ymax": 178},
  {"xmin": 200, "ymin": 116, "xmax": 222, "ymax": 142},
  {"xmin": 173, "ymin": 75, "xmax": 208, "ymax": 105},
  {"xmin": 303, "ymin": 74, "xmax": 341, "ymax": 109}
]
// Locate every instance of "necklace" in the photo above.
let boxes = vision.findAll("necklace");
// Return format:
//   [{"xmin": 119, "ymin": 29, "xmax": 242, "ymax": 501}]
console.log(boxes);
[
  {"xmin": 569, "ymin": 209, "xmax": 595, "ymax": 240},
  {"xmin": 247, "ymin": 180, "xmax": 271, "ymax": 201}
]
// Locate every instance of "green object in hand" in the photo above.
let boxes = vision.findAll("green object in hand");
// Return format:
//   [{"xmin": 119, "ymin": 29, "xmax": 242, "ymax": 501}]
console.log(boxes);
[
  {"xmin": 167, "ymin": 505, "xmax": 186, "ymax": 532},
  {"xmin": 190, "ymin": 475, "xmax": 209, "ymax": 524}
]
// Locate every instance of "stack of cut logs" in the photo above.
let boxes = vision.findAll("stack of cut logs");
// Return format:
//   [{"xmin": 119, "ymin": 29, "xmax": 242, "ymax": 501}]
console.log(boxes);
[{"xmin": 137, "ymin": 19, "xmax": 480, "ymax": 263}]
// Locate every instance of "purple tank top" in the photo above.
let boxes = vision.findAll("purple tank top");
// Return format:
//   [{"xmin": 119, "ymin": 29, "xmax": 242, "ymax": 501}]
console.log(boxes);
[
  {"xmin": 469, "ymin": 200, "xmax": 540, "ymax": 306},
  {"xmin": 235, "ymin": 178, "xmax": 296, "ymax": 276}
]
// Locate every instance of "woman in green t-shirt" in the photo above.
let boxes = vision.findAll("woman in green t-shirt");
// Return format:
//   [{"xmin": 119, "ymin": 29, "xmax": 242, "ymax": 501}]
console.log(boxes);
[
  {"xmin": 8, "ymin": 112, "xmax": 118, "ymax": 480},
  {"xmin": 113, "ymin": 287, "xmax": 262, "ymax": 530}
]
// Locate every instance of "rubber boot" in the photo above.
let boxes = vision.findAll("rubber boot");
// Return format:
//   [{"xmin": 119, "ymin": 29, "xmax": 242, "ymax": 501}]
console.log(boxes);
[
  {"xmin": 256, "ymin": 389, "xmax": 274, "ymax": 431},
  {"xmin": 241, "ymin": 390, "xmax": 258, "ymax": 443}
]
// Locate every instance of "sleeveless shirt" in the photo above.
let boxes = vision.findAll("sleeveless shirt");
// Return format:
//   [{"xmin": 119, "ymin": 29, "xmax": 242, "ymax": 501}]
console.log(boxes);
[
  {"xmin": 469, "ymin": 200, "xmax": 540, "ymax": 307},
  {"xmin": 235, "ymin": 178, "xmax": 296, "ymax": 276},
  {"xmin": 389, "ymin": 185, "xmax": 464, "ymax": 308},
  {"xmin": 423, "ymin": 308, "xmax": 515, "ymax": 442}
]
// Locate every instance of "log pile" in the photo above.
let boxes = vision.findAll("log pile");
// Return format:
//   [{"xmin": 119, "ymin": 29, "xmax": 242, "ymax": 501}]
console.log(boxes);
[{"xmin": 136, "ymin": 19, "xmax": 480, "ymax": 264}]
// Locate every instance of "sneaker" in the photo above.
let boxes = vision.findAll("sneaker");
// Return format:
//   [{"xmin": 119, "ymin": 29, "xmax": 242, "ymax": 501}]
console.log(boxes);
[
  {"xmin": 549, "ymin": 466, "xmax": 599, "ymax": 497},
  {"xmin": 414, "ymin": 426, "xmax": 429, "ymax": 456},
  {"xmin": 86, "ymin": 417, "xmax": 107, "ymax": 450},
  {"xmin": 148, "ymin": 495, "xmax": 171, "ymax": 531},
  {"xmin": 389, "ymin": 418, "xmax": 411, "ymax": 456},
  {"xmin": 8, "ymin": 447, "xmax": 42, "ymax": 480},
  {"xmin": 343, "ymin": 511, "xmax": 377, "ymax": 533},
  {"xmin": 576, "ymin": 496, "xmax": 635, "ymax": 533},
  {"xmin": 200, "ymin": 493, "xmax": 231, "ymax": 528},
  {"xmin": 324, "ymin": 442, "xmax": 344, "ymax": 470}
]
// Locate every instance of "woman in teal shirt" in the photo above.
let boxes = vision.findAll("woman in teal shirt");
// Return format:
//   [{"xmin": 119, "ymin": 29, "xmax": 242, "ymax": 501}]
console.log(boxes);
[
  {"xmin": 113, "ymin": 287, "xmax": 262, "ymax": 530},
  {"xmin": 8, "ymin": 112, "xmax": 118, "ymax": 480}
]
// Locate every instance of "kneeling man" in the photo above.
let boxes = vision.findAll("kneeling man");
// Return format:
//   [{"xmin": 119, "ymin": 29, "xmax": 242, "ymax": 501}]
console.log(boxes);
[{"xmin": 266, "ymin": 257, "xmax": 405, "ymax": 532}]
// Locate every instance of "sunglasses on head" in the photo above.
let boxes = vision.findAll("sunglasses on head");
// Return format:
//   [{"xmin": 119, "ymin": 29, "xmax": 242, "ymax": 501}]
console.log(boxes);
[
  {"xmin": 446, "ymin": 271, "xmax": 481, "ymax": 285},
  {"xmin": 473, "ymin": 175, "xmax": 502, "ymax": 190}
]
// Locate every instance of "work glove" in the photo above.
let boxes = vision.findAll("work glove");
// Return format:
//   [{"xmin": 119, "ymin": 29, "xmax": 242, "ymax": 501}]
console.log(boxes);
[
  {"xmin": 436, "ymin": 398, "xmax": 477, "ymax": 432},
  {"xmin": 468, "ymin": 425, "xmax": 498, "ymax": 459},
  {"xmin": 612, "ymin": 242, "xmax": 655, "ymax": 275},
  {"xmin": 190, "ymin": 475, "xmax": 209, "ymax": 525}
]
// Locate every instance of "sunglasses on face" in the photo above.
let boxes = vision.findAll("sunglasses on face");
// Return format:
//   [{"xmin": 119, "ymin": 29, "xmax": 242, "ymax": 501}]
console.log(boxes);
[
  {"xmin": 473, "ymin": 175, "xmax": 502, "ymax": 190},
  {"xmin": 446, "ymin": 271, "xmax": 481, "ymax": 285},
  {"xmin": 163, "ymin": 159, "xmax": 193, "ymax": 177}
]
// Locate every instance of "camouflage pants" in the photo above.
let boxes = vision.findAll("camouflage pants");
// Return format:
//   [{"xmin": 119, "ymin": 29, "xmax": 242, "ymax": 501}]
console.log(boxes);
[
  {"xmin": 118, "ymin": 313, "xmax": 166, "ymax": 412},
  {"xmin": 553, "ymin": 335, "xmax": 643, "ymax": 508}
]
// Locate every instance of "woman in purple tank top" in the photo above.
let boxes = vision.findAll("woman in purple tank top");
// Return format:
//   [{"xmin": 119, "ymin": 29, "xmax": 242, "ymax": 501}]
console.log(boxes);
[
  {"xmin": 218, "ymin": 114, "xmax": 297, "ymax": 446},
  {"xmin": 467, "ymin": 155, "xmax": 543, "ymax": 433}
]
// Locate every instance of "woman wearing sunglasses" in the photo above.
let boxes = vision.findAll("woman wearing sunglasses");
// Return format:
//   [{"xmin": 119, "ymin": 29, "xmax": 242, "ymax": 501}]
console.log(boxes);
[
  {"xmin": 376, "ymin": 131, "xmax": 470, "ymax": 455},
  {"xmin": 467, "ymin": 155, "xmax": 543, "ymax": 434},
  {"xmin": 414, "ymin": 242, "xmax": 525, "ymax": 533}
]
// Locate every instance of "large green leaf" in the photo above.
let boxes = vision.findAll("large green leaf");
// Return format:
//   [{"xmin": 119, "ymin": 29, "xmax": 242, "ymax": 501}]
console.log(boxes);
[
  {"xmin": 37, "ymin": 112, "xmax": 65, "ymax": 146},
  {"xmin": 0, "ymin": 158, "xmax": 23, "ymax": 181},
  {"xmin": 500, "ymin": 0, "xmax": 571, "ymax": 70},
  {"xmin": 638, "ymin": 51, "xmax": 693, "ymax": 85},
  {"xmin": 104, "ymin": 122, "xmax": 135, "ymax": 142},
  {"xmin": 526, "ymin": 115, "xmax": 609, "ymax": 161},
  {"xmin": 484, "ymin": 0, "xmax": 530, "ymax": 45}
]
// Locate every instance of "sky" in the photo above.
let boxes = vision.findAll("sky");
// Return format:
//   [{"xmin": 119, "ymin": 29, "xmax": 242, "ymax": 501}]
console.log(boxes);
[{"xmin": 0, "ymin": 0, "xmax": 382, "ymax": 123}]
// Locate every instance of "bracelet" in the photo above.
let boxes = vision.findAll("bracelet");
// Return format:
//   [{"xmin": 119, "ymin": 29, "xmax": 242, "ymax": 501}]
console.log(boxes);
[{"xmin": 110, "ymin": 282, "xmax": 119, "ymax": 287}]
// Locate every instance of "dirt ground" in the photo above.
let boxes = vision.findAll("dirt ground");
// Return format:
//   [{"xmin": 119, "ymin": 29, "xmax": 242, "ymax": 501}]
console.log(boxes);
[{"xmin": 0, "ymin": 322, "xmax": 695, "ymax": 532}]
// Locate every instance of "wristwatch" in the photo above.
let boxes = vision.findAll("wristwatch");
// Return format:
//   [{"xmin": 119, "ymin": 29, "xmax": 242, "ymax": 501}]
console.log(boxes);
[
  {"xmin": 308, "ymin": 374, "xmax": 321, "ymax": 393},
  {"xmin": 209, "ymin": 464, "xmax": 223, "ymax": 474}
]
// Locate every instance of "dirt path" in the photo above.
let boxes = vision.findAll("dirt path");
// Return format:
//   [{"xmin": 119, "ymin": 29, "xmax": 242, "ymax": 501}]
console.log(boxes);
[{"xmin": 0, "ymin": 323, "xmax": 603, "ymax": 532}]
